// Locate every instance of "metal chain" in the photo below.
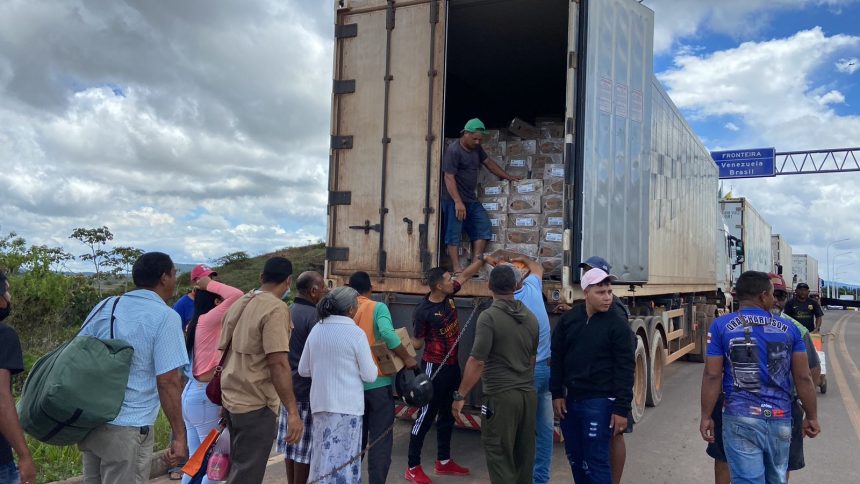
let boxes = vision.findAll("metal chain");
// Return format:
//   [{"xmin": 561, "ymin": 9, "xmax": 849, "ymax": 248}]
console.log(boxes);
[{"xmin": 306, "ymin": 299, "xmax": 485, "ymax": 484}]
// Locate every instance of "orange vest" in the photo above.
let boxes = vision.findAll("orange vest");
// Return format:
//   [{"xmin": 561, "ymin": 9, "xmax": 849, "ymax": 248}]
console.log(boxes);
[{"xmin": 354, "ymin": 296, "xmax": 382, "ymax": 375}]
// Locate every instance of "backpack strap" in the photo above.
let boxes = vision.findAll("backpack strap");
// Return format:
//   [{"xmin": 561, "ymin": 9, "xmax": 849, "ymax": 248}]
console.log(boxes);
[
  {"xmin": 109, "ymin": 296, "xmax": 122, "ymax": 339},
  {"xmin": 78, "ymin": 296, "xmax": 123, "ymax": 338},
  {"xmin": 78, "ymin": 297, "xmax": 113, "ymax": 334}
]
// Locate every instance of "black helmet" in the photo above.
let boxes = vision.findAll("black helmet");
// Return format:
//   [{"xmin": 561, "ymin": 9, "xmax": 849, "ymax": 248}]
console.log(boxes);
[{"xmin": 396, "ymin": 368, "xmax": 434, "ymax": 407}]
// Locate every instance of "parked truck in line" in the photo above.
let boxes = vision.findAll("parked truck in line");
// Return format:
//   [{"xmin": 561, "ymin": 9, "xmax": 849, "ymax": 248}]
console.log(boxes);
[
  {"xmin": 772, "ymin": 234, "xmax": 793, "ymax": 281},
  {"xmin": 793, "ymin": 254, "xmax": 821, "ymax": 295},
  {"xmin": 325, "ymin": 0, "xmax": 742, "ymax": 424},
  {"xmin": 720, "ymin": 198, "xmax": 773, "ymax": 285}
]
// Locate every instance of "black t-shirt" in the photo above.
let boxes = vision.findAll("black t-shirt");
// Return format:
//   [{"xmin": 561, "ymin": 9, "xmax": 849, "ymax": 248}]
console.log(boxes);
[
  {"xmin": 441, "ymin": 141, "xmax": 488, "ymax": 203},
  {"xmin": 0, "ymin": 324, "xmax": 24, "ymax": 464},
  {"xmin": 413, "ymin": 281, "xmax": 462, "ymax": 365},
  {"xmin": 784, "ymin": 297, "xmax": 824, "ymax": 332},
  {"xmin": 288, "ymin": 298, "xmax": 319, "ymax": 403}
]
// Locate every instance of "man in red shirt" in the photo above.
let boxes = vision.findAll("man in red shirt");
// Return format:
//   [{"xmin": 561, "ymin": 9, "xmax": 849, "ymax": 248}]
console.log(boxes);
[{"xmin": 404, "ymin": 258, "xmax": 484, "ymax": 484}]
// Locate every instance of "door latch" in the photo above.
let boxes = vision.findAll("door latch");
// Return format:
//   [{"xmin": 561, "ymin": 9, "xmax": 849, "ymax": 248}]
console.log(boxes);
[{"xmin": 349, "ymin": 220, "xmax": 381, "ymax": 234}]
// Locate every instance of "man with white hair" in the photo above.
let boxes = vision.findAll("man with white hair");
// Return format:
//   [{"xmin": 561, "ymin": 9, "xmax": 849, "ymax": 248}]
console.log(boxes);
[{"xmin": 550, "ymin": 268, "xmax": 635, "ymax": 484}]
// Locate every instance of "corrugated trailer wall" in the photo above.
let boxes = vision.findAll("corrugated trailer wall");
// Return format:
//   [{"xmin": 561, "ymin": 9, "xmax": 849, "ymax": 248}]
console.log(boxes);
[{"xmin": 647, "ymin": 78, "xmax": 718, "ymax": 287}]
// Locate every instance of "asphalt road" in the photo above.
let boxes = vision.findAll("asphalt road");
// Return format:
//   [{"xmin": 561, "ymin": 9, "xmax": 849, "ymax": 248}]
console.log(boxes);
[{"xmin": 154, "ymin": 310, "xmax": 860, "ymax": 483}]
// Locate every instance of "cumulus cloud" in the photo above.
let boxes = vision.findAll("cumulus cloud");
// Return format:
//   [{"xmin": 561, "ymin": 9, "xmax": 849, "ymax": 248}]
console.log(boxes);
[
  {"xmin": 644, "ymin": 0, "xmax": 859, "ymax": 52},
  {"xmin": 659, "ymin": 27, "xmax": 860, "ymax": 282},
  {"xmin": 0, "ymin": 0, "xmax": 334, "ymax": 266},
  {"xmin": 724, "ymin": 122, "xmax": 741, "ymax": 131}
]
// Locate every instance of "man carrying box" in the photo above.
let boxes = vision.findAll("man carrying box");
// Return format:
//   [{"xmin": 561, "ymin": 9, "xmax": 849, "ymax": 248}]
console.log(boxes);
[
  {"xmin": 443, "ymin": 118, "xmax": 521, "ymax": 272},
  {"xmin": 349, "ymin": 272, "xmax": 418, "ymax": 484}
]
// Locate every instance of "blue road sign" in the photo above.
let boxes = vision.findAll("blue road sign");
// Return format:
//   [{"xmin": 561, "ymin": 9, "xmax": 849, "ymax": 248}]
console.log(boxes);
[{"xmin": 711, "ymin": 148, "xmax": 776, "ymax": 179}]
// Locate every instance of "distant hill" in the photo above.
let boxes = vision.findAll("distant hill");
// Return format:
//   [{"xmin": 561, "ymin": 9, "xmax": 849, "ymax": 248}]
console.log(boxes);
[{"xmin": 177, "ymin": 243, "xmax": 326, "ymax": 293}]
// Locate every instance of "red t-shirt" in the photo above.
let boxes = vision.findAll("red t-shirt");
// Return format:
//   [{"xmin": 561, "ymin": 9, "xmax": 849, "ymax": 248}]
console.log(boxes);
[{"xmin": 413, "ymin": 281, "xmax": 462, "ymax": 365}]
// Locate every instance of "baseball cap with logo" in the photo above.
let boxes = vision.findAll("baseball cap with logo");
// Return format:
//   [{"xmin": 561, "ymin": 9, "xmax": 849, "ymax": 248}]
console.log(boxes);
[
  {"xmin": 578, "ymin": 256, "xmax": 612, "ymax": 274},
  {"xmin": 581, "ymin": 268, "xmax": 617, "ymax": 291},
  {"xmin": 462, "ymin": 118, "xmax": 487, "ymax": 134},
  {"xmin": 796, "ymin": 282, "xmax": 810, "ymax": 290},
  {"xmin": 190, "ymin": 264, "xmax": 217, "ymax": 282},
  {"xmin": 768, "ymin": 273, "xmax": 787, "ymax": 293}
]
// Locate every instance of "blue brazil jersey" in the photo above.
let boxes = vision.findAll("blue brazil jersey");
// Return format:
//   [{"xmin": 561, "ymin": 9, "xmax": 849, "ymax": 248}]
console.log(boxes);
[{"xmin": 707, "ymin": 308, "xmax": 805, "ymax": 419}]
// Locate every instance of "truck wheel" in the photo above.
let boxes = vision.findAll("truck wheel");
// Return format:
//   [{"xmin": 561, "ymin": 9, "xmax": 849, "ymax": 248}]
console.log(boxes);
[
  {"xmin": 646, "ymin": 331, "xmax": 666, "ymax": 407},
  {"xmin": 632, "ymin": 334, "xmax": 647, "ymax": 423}
]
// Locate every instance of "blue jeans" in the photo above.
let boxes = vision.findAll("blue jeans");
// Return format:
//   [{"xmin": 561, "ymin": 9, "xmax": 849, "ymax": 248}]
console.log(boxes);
[
  {"xmin": 533, "ymin": 360, "xmax": 553, "ymax": 484},
  {"xmin": 559, "ymin": 397, "xmax": 613, "ymax": 484},
  {"xmin": 0, "ymin": 461, "xmax": 19, "ymax": 484},
  {"xmin": 723, "ymin": 414, "xmax": 792, "ymax": 484},
  {"xmin": 442, "ymin": 200, "xmax": 492, "ymax": 246}
]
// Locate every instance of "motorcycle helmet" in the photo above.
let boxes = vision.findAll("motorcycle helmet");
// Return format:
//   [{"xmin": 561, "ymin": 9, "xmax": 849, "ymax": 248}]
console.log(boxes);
[{"xmin": 396, "ymin": 368, "xmax": 434, "ymax": 407}]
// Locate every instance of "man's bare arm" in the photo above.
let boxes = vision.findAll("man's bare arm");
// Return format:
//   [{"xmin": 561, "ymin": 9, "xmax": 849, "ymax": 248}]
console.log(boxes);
[
  {"xmin": 0, "ymin": 370, "xmax": 34, "ymax": 479},
  {"xmin": 482, "ymin": 158, "xmax": 516, "ymax": 180},
  {"xmin": 458, "ymin": 257, "xmax": 485, "ymax": 281},
  {"xmin": 267, "ymin": 352, "xmax": 299, "ymax": 414},
  {"xmin": 444, "ymin": 174, "xmax": 464, "ymax": 205}
]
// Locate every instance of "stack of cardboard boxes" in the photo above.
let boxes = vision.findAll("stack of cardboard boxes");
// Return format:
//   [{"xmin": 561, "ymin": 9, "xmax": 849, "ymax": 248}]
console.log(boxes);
[{"xmin": 450, "ymin": 118, "xmax": 566, "ymax": 280}]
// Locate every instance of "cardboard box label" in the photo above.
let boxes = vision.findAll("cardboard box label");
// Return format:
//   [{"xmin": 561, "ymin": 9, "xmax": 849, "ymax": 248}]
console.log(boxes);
[
  {"xmin": 546, "ymin": 216, "xmax": 564, "ymax": 226},
  {"xmin": 515, "ymin": 217, "xmax": 537, "ymax": 227},
  {"xmin": 490, "ymin": 217, "xmax": 504, "ymax": 227},
  {"xmin": 483, "ymin": 202, "xmax": 501, "ymax": 212},
  {"xmin": 516, "ymin": 183, "xmax": 536, "ymax": 193},
  {"xmin": 545, "ymin": 232, "xmax": 563, "ymax": 243},
  {"xmin": 484, "ymin": 186, "xmax": 503, "ymax": 195},
  {"xmin": 509, "ymin": 158, "xmax": 527, "ymax": 167},
  {"xmin": 550, "ymin": 166, "xmax": 565, "ymax": 177}
]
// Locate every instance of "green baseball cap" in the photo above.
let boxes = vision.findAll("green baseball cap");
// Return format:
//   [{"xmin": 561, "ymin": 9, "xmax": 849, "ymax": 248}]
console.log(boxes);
[{"xmin": 462, "ymin": 118, "xmax": 487, "ymax": 133}]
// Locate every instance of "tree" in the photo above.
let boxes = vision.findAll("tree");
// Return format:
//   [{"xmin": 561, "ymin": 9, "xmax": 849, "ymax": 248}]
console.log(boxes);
[
  {"xmin": 70, "ymin": 226, "xmax": 114, "ymax": 296},
  {"xmin": 110, "ymin": 246, "xmax": 145, "ymax": 292},
  {"xmin": 0, "ymin": 232, "xmax": 28, "ymax": 274},
  {"xmin": 212, "ymin": 251, "xmax": 250, "ymax": 268}
]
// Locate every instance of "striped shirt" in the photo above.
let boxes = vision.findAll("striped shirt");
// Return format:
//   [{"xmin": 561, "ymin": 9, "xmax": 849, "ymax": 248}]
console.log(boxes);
[{"xmin": 80, "ymin": 290, "xmax": 188, "ymax": 426}]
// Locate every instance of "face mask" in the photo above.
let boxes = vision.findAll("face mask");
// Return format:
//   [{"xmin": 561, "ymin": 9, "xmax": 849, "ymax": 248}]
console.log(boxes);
[
  {"xmin": 282, "ymin": 288, "xmax": 292, "ymax": 301},
  {"xmin": 0, "ymin": 303, "xmax": 10, "ymax": 322}
]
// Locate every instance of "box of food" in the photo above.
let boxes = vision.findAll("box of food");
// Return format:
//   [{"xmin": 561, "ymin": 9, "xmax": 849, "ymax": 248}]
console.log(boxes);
[
  {"xmin": 538, "ymin": 139, "xmax": 564, "ymax": 154},
  {"xmin": 508, "ymin": 194, "xmax": 542, "ymax": 214},
  {"xmin": 481, "ymin": 181, "xmax": 509, "ymax": 197},
  {"xmin": 529, "ymin": 154, "xmax": 563, "ymax": 176},
  {"xmin": 543, "ymin": 213, "xmax": 565, "ymax": 228},
  {"xmin": 504, "ymin": 228, "xmax": 540, "ymax": 245},
  {"xmin": 539, "ymin": 229, "xmax": 564, "ymax": 259},
  {"xmin": 543, "ymin": 178, "xmax": 564, "ymax": 195},
  {"xmin": 539, "ymin": 257, "xmax": 563, "ymax": 279},
  {"xmin": 487, "ymin": 213, "xmax": 508, "ymax": 231},
  {"xmin": 483, "ymin": 141, "xmax": 506, "ymax": 159},
  {"xmin": 480, "ymin": 197, "xmax": 508, "ymax": 214},
  {"xmin": 508, "ymin": 214, "xmax": 541, "ymax": 228},
  {"xmin": 482, "ymin": 129, "xmax": 501, "ymax": 144},
  {"xmin": 372, "ymin": 327, "xmax": 418, "ymax": 375},
  {"xmin": 512, "ymin": 179, "xmax": 543, "ymax": 195},
  {"xmin": 508, "ymin": 117, "xmax": 541, "ymax": 139},
  {"xmin": 505, "ymin": 157, "xmax": 530, "ymax": 179},
  {"xmin": 507, "ymin": 140, "xmax": 537, "ymax": 157},
  {"xmin": 539, "ymin": 124, "xmax": 565, "ymax": 139},
  {"xmin": 543, "ymin": 163, "xmax": 566, "ymax": 179},
  {"xmin": 503, "ymin": 243, "xmax": 539, "ymax": 259},
  {"xmin": 543, "ymin": 195, "xmax": 564, "ymax": 213}
]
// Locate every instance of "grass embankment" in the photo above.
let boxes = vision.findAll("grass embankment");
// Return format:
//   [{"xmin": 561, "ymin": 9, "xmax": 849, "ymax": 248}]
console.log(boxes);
[{"xmin": 17, "ymin": 243, "xmax": 326, "ymax": 483}]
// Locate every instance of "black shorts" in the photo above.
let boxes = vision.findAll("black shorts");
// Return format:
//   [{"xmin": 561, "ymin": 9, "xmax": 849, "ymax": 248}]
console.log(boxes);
[{"xmin": 706, "ymin": 396, "xmax": 805, "ymax": 471}]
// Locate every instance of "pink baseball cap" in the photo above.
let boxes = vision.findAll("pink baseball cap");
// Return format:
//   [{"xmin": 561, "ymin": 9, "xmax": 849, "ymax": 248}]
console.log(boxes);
[
  {"xmin": 581, "ymin": 268, "xmax": 617, "ymax": 291},
  {"xmin": 190, "ymin": 264, "xmax": 217, "ymax": 282}
]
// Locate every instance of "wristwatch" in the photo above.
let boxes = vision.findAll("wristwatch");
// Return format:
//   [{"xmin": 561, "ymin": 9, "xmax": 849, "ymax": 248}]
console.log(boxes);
[{"xmin": 452, "ymin": 390, "xmax": 465, "ymax": 401}]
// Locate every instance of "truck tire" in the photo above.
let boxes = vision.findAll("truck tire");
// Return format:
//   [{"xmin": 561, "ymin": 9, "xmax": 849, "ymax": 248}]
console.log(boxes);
[
  {"xmin": 632, "ymin": 334, "xmax": 647, "ymax": 423},
  {"xmin": 646, "ymin": 330, "xmax": 665, "ymax": 407}
]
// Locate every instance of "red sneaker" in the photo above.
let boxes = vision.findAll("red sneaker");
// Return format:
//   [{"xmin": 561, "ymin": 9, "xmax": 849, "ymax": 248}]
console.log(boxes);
[
  {"xmin": 405, "ymin": 465, "xmax": 433, "ymax": 483},
  {"xmin": 435, "ymin": 459, "xmax": 470, "ymax": 476}
]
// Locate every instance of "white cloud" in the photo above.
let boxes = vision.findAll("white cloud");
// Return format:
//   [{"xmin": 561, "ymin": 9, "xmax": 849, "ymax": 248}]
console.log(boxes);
[
  {"xmin": 0, "ymin": 0, "xmax": 334, "ymax": 266},
  {"xmin": 836, "ymin": 57, "xmax": 860, "ymax": 73},
  {"xmin": 659, "ymin": 27, "xmax": 860, "ymax": 283},
  {"xmin": 644, "ymin": 0, "xmax": 859, "ymax": 52},
  {"xmin": 724, "ymin": 122, "xmax": 740, "ymax": 131}
]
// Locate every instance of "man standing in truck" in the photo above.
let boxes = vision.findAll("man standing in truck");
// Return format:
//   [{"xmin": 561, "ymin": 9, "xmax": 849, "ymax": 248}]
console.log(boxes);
[
  {"xmin": 784, "ymin": 282, "xmax": 824, "ymax": 333},
  {"xmin": 442, "ymin": 118, "xmax": 521, "ymax": 272}
]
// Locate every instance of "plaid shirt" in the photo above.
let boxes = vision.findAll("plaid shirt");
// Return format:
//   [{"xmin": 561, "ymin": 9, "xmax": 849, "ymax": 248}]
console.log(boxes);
[{"xmin": 413, "ymin": 281, "xmax": 461, "ymax": 365}]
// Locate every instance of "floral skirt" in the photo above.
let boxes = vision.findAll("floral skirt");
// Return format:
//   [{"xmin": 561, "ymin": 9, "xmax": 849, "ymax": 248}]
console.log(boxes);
[{"xmin": 308, "ymin": 412, "xmax": 363, "ymax": 484}]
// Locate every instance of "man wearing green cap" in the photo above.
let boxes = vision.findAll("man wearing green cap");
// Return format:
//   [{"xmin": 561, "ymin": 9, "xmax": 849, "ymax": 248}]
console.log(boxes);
[{"xmin": 443, "ymin": 118, "xmax": 520, "ymax": 272}]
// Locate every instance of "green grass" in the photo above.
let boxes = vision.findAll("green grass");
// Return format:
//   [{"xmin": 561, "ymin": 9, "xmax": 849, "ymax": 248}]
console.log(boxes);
[
  {"xmin": 211, "ymin": 243, "xmax": 326, "ymax": 292},
  {"xmin": 24, "ymin": 411, "xmax": 171, "ymax": 484}
]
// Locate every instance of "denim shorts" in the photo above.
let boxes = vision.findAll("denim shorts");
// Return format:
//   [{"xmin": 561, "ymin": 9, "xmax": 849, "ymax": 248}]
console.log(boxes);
[
  {"xmin": 442, "ymin": 200, "xmax": 492, "ymax": 246},
  {"xmin": 0, "ymin": 461, "xmax": 19, "ymax": 484}
]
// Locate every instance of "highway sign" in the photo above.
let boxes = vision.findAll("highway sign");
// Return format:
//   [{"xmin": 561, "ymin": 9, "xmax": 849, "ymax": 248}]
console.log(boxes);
[{"xmin": 711, "ymin": 148, "xmax": 776, "ymax": 179}]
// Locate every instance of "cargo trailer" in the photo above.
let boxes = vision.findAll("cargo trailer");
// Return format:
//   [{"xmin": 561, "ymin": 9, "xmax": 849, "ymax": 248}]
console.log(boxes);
[
  {"xmin": 771, "ymin": 234, "xmax": 793, "ymax": 280},
  {"xmin": 720, "ymin": 198, "xmax": 773, "ymax": 283},
  {"xmin": 792, "ymin": 254, "xmax": 820, "ymax": 295},
  {"xmin": 326, "ymin": 0, "xmax": 731, "ymax": 423}
]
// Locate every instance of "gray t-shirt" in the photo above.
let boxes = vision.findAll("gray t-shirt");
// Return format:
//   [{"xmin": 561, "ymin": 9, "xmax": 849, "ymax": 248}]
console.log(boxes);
[{"xmin": 442, "ymin": 140, "xmax": 488, "ymax": 203}]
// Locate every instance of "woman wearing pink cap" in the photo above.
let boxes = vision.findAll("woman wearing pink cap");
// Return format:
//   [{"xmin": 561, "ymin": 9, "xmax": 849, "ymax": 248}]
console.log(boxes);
[{"xmin": 181, "ymin": 265, "xmax": 244, "ymax": 484}]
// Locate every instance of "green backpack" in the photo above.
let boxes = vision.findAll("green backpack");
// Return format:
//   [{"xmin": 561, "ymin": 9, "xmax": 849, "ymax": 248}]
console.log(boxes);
[{"xmin": 17, "ymin": 297, "xmax": 135, "ymax": 445}]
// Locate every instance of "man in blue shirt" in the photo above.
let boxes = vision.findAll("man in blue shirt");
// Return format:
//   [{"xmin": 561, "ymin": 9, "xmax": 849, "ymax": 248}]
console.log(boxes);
[
  {"xmin": 701, "ymin": 271, "xmax": 820, "ymax": 483},
  {"xmin": 78, "ymin": 252, "xmax": 190, "ymax": 483}
]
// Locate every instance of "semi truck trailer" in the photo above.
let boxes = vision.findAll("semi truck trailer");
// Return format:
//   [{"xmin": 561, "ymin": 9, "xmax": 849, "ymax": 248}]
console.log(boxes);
[{"xmin": 325, "ymin": 0, "xmax": 738, "ymax": 423}]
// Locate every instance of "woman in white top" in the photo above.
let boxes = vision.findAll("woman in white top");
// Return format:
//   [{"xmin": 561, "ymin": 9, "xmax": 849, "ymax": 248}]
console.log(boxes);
[{"xmin": 298, "ymin": 286, "xmax": 378, "ymax": 484}]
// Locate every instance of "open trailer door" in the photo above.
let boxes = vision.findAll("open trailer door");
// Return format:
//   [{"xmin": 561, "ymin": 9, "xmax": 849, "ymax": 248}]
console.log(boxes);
[{"xmin": 326, "ymin": 0, "xmax": 446, "ymax": 290}]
